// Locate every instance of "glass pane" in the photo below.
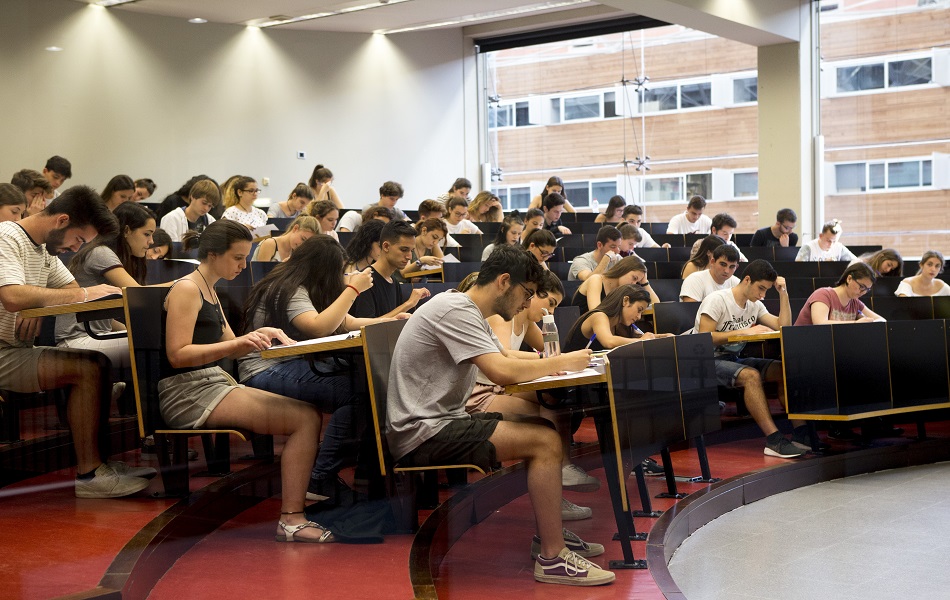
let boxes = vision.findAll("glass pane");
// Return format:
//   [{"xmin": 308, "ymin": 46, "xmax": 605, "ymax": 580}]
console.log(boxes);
[
  {"xmin": 564, "ymin": 181, "xmax": 590, "ymax": 207},
  {"xmin": 888, "ymin": 57, "xmax": 931, "ymax": 87},
  {"xmin": 836, "ymin": 63, "xmax": 884, "ymax": 92},
  {"xmin": 493, "ymin": 188, "xmax": 509, "ymax": 204},
  {"xmin": 923, "ymin": 160, "xmax": 932, "ymax": 186},
  {"xmin": 642, "ymin": 177, "xmax": 682, "ymax": 203},
  {"xmin": 733, "ymin": 77, "xmax": 757, "ymax": 103},
  {"xmin": 641, "ymin": 86, "xmax": 677, "ymax": 112},
  {"xmin": 550, "ymin": 98, "xmax": 561, "ymax": 124},
  {"xmin": 733, "ymin": 172, "xmax": 758, "ymax": 197},
  {"xmin": 681, "ymin": 82, "xmax": 712, "ymax": 108},
  {"xmin": 591, "ymin": 181, "xmax": 618, "ymax": 206},
  {"xmin": 508, "ymin": 187, "xmax": 531, "ymax": 209},
  {"xmin": 515, "ymin": 101, "xmax": 531, "ymax": 127},
  {"xmin": 563, "ymin": 95, "xmax": 600, "ymax": 120},
  {"xmin": 869, "ymin": 163, "xmax": 885, "ymax": 190},
  {"xmin": 888, "ymin": 161, "xmax": 920, "ymax": 188},
  {"xmin": 604, "ymin": 92, "xmax": 619, "ymax": 118},
  {"xmin": 835, "ymin": 163, "xmax": 866, "ymax": 192},
  {"xmin": 686, "ymin": 173, "xmax": 711, "ymax": 198},
  {"xmin": 490, "ymin": 105, "xmax": 511, "ymax": 128}
]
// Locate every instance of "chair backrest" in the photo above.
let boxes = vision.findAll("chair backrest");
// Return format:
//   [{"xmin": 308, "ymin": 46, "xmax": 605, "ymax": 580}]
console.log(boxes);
[
  {"xmin": 652, "ymin": 301, "xmax": 700, "ymax": 335},
  {"xmin": 250, "ymin": 260, "xmax": 279, "ymax": 284},
  {"xmin": 124, "ymin": 286, "xmax": 172, "ymax": 438},
  {"xmin": 145, "ymin": 259, "xmax": 195, "ymax": 284},
  {"xmin": 649, "ymin": 279, "xmax": 683, "ymax": 303},
  {"xmin": 362, "ymin": 319, "xmax": 409, "ymax": 476}
]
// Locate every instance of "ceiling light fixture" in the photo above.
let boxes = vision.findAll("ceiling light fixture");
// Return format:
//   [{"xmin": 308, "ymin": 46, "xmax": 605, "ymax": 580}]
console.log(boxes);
[
  {"xmin": 253, "ymin": 0, "xmax": 411, "ymax": 28},
  {"xmin": 45, "ymin": 46, "xmax": 64, "ymax": 52},
  {"xmin": 376, "ymin": 0, "xmax": 591, "ymax": 34},
  {"xmin": 188, "ymin": 18, "xmax": 208, "ymax": 24},
  {"xmin": 96, "ymin": 0, "xmax": 143, "ymax": 7}
]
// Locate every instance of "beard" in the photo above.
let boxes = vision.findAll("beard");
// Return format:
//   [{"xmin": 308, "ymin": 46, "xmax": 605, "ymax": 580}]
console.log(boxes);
[
  {"xmin": 45, "ymin": 228, "xmax": 68, "ymax": 255},
  {"xmin": 491, "ymin": 286, "xmax": 522, "ymax": 321}
]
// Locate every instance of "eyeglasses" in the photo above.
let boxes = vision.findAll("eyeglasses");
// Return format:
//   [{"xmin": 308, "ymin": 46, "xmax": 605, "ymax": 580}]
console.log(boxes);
[
  {"xmin": 517, "ymin": 281, "xmax": 535, "ymax": 302},
  {"xmin": 852, "ymin": 279, "xmax": 870, "ymax": 294},
  {"xmin": 243, "ymin": 188, "xmax": 261, "ymax": 194},
  {"xmin": 538, "ymin": 249, "xmax": 555, "ymax": 260}
]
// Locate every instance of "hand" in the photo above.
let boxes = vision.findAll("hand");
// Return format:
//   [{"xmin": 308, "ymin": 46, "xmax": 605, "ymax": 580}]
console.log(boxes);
[
  {"xmin": 605, "ymin": 251, "xmax": 620, "ymax": 262},
  {"xmin": 779, "ymin": 233, "xmax": 790, "ymax": 247},
  {"xmin": 86, "ymin": 284, "xmax": 122, "ymax": 301},
  {"xmin": 557, "ymin": 349, "xmax": 592, "ymax": 372},
  {"xmin": 558, "ymin": 226, "xmax": 572, "ymax": 235},
  {"xmin": 655, "ymin": 332, "xmax": 675, "ymax": 338},
  {"xmin": 747, "ymin": 324, "xmax": 774, "ymax": 334},
  {"xmin": 857, "ymin": 316, "xmax": 876, "ymax": 323},
  {"xmin": 661, "ymin": 243, "xmax": 672, "ymax": 249},
  {"xmin": 255, "ymin": 327, "xmax": 295, "ymax": 346},
  {"xmin": 409, "ymin": 287, "xmax": 431, "ymax": 304},
  {"xmin": 394, "ymin": 312, "xmax": 412, "ymax": 320},
  {"xmin": 345, "ymin": 268, "xmax": 374, "ymax": 293},
  {"xmin": 14, "ymin": 315, "xmax": 43, "ymax": 342},
  {"xmin": 639, "ymin": 332, "xmax": 656, "ymax": 340},
  {"xmin": 461, "ymin": 226, "xmax": 478, "ymax": 234},
  {"xmin": 774, "ymin": 276, "xmax": 787, "ymax": 295},
  {"xmin": 419, "ymin": 256, "xmax": 442, "ymax": 266},
  {"xmin": 27, "ymin": 196, "xmax": 46, "ymax": 217}
]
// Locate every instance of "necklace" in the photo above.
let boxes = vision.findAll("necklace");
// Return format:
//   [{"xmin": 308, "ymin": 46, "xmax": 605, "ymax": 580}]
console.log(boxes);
[{"xmin": 195, "ymin": 267, "xmax": 225, "ymax": 330}]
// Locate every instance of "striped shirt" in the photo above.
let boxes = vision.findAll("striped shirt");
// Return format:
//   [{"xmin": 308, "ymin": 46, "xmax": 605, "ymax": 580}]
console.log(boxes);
[{"xmin": 0, "ymin": 222, "xmax": 75, "ymax": 347}]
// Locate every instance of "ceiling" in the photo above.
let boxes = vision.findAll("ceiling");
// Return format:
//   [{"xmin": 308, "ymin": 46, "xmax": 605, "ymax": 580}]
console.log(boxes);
[{"xmin": 72, "ymin": 0, "xmax": 612, "ymax": 33}]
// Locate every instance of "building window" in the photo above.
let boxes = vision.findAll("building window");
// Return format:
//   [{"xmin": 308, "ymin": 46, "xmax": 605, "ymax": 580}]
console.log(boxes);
[
  {"xmin": 833, "ymin": 159, "xmax": 934, "ymax": 193},
  {"xmin": 686, "ymin": 173, "xmax": 711, "ymax": 198},
  {"xmin": 563, "ymin": 95, "xmax": 601, "ymax": 121},
  {"xmin": 734, "ymin": 172, "xmax": 758, "ymax": 198},
  {"xmin": 833, "ymin": 54, "xmax": 933, "ymax": 95},
  {"xmin": 591, "ymin": 180, "xmax": 618, "ymax": 206},
  {"xmin": 837, "ymin": 63, "xmax": 885, "ymax": 93},
  {"xmin": 641, "ymin": 85, "xmax": 677, "ymax": 112},
  {"xmin": 889, "ymin": 57, "xmax": 932, "ymax": 87},
  {"xmin": 549, "ymin": 98, "xmax": 561, "ymax": 124},
  {"xmin": 603, "ymin": 92, "xmax": 621, "ymax": 118},
  {"xmin": 733, "ymin": 77, "xmax": 758, "ymax": 103},
  {"xmin": 835, "ymin": 163, "xmax": 867, "ymax": 192},
  {"xmin": 489, "ymin": 104, "xmax": 512, "ymax": 128},
  {"xmin": 681, "ymin": 82, "xmax": 712, "ymax": 108},
  {"xmin": 564, "ymin": 180, "xmax": 591, "ymax": 206}
]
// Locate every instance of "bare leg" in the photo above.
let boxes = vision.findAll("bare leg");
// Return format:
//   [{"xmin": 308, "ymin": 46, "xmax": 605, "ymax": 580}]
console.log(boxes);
[
  {"xmin": 489, "ymin": 420, "xmax": 563, "ymax": 558},
  {"xmin": 735, "ymin": 368, "xmax": 778, "ymax": 437},
  {"xmin": 486, "ymin": 392, "xmax": 574, "ymax": 466},
  {"xmin": 36, "ymin": 348, "xmax": 111, "ymax": 473},
  {"xmin": 204, "ymin": 387, "xmax": 322, "ymax": 538}
]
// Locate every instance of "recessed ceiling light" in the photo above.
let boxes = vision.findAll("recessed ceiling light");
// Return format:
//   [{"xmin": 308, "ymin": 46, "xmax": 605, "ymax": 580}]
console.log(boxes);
[
  {"xmin": 45, "ymin": 46, "xmax": 63, "ymax": 52},
  {"xmin": 252, "ymin": 0, "xmax": 410, "ymax": 28},
  {"xmin": 96, "ymin": 0, "xmax": 142, "ymax": 7},
  {"xmin": 188, "ymin": 18, "xmax": 208, "ymax": 24}
]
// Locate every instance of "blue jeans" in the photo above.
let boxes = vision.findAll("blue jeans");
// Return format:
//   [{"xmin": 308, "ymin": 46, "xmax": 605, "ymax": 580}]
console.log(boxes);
[{"xmin": 246, "ymin": 358, "xmax": 362, "ymax": 480}]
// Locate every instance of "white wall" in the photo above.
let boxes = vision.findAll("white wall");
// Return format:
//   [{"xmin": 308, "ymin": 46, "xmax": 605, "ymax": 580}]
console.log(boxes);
[{"xmin": 0, "ymin": 0, "xmax": 474, "ymax": 208}]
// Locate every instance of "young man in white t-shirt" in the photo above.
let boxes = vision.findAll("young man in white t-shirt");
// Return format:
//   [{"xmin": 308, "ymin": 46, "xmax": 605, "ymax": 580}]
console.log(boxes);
[
  {"xmin": 680, "ymin": 245, "xmax": 741, "ymax": 302},
  {"xmin": 689, "ymin": 213, "xmax": 748, "ymax": 262},
  {"xmin": 568, "ymin": 226, "xmax": 621, "ymax": 281},
  {"xmin": 622, "ymin": 205, "xmax": 671, "ymax": 249},
  {"xmin": 667, "ymin": 195, "xmax": 712, "ymax": 235},
  {"xmin": 693, "ymin": 259, "xmax": 804, "ymax": 458}
]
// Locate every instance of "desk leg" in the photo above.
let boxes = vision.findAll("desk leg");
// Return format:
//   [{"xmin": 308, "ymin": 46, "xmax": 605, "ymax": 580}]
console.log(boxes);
[
  {"xmin": 655, "ymin": 447, "xmax": 685, "ymax": 499},
  {"xmin": 631, "ymin": 464, "xmax": 662, "ymax": 518},
  {"xmin": 694, "ymin": 435, "xmax": 720, "ymax": 483}
]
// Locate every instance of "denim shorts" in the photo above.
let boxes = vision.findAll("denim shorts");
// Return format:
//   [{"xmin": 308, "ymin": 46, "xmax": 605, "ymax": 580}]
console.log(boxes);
[{"xmin": 714, "ymin": 354, "xmax": 776, "ymax": 388}]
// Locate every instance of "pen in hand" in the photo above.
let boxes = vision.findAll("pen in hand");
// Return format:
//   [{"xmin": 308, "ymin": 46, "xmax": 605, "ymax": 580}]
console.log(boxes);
[{"xmin": 585, "ymin": 334, "xmax": 597, "ymax": 349}]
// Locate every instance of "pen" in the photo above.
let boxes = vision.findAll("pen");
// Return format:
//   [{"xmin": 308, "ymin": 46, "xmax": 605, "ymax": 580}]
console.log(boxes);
[
  {"xmin": 585, "ymin": 334, "xmax": 596, "ymax": 349},
  {"xmin": 630, "ymin": 323, "xmax": 645, "ymax": 335}
]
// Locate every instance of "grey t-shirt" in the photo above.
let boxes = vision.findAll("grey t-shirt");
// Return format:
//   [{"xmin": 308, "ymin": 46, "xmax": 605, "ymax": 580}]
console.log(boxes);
[
  {"xmin": 386, "ymin": 290, "xmax": 500, "ymax": 461},
  {"xmin": 568, "ymin": 251, "xmax": 599, "ymax": 281},
  {"xmin": 238, "ymin": 286, "xmax": 328, "ymax": 382},
  {"xmin": 55, "ymin": 245, "xmax": 122, "ymax": 342}
]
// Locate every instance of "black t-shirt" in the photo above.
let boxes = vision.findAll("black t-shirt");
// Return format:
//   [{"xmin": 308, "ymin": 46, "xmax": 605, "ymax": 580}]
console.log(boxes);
[
  {"xmin": 350, "ymin": 266, "xmax": 404, "ymax": 318},
  {"xmin": 750, "ymin": 226, "xmax": 799, "ymax": 248},
  {"xmin": 187, "ymin": 214, "xmax": 210, "ymax": 233},
  {"xmin": 156, "ymin": 193, "xmax": 187, "ymax": 223}
]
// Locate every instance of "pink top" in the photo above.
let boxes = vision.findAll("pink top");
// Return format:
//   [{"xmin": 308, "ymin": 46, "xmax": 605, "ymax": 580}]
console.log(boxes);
[{"xmin": 795, "ymin": 287, "xmax": 866, "ymax": 326}]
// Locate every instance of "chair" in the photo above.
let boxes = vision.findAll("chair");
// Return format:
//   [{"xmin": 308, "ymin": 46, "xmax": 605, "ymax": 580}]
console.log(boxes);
[
  {"xmin": 818, "ymin": 261, "xmax": 850, "ymax": 279},
  {"xmin": 648, "ymin": 279, "xmax": 683, "ymax": 302},
  {"xmin": 645, "ymin": 222, "xmax": 668, "ymax": 235},
  {"xmin": 667, "ymin": 247, "xmax": 694, "ymax": 262},
  {"xmin": 250, "ymin": 261, "xmax": 279, "ymax": 284},
  {"xmin": 337, "ymin": 231, "xmax": 355, "ymax": 248},
  {"xmin": 635, "ymin": 248, "xmax": 668, "ymax": 262},
  {"xmin": 773, "ymin": 247, "xmax": 799, "ymax": 262},
  {"xmin": 145, "ymin": 259, "xmax": 195, "ymax": 284},
  {"xmin": 547, "ymin": 262, "xmax": 571, "ymax": 280},
  {"xmin": 784, "ymin": 277, "xmax": 816, "ymax": 298},
  {"xmin": 124, "ymin": 286, "xmax": 265, "ymax": 496},
  {"xmin": 741, "ymin": 246, "xmax": 774, "ymax": 262},
  {"xmin": 442, "ymin": 262, "xmax": 481, "ymax": 284},
  {"xmin": 654, "ymin": 262, "xmax": 685, "ymax": 280},
  {"xmin": 732, "ymin": 233, "xmax": 753, "ymax": 246},
  {"xmin": 361, "ymin": 320, "xmax": 486, "ymax": 530},
  {"xmin": 563, "ymin": 246, "xmax": 589, "ymax": 262},
  {"xmin": 457, "ymin": 244, "xmax": 486, "ymax": 263},
  {"xmin": 870, "ymin": 296, "xmax": 934, "ymax": 321},
  {"xmin": 652, "ymin": 234, "xmax": 686, "ymax": 247},
  {"xmin": 266, "ymin": 217, "xmax": 294, "ymax": 234},
  {"xmin": 652, "ymin": 301, "xmax": 700, "ymax": 335}
]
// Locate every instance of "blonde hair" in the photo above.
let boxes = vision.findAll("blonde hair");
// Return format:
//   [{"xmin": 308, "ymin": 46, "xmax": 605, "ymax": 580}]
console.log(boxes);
[
  {"xmin": 282, "ymin": 215, "xmax": 321, "ymax": 236},
  {"xmin": 223, "ymin": 176, "xmax": 255, "ymax": 208},
  {"xmin": 468, "ymin": 191, "xmax": 503, "ymax": 223}
]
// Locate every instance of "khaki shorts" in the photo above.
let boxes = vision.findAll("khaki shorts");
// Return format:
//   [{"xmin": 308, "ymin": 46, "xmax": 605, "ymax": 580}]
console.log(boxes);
[
  {"xmin": 0, "ymin": 345, "xmax": 48, "ymax": 393},
  {"xmin": 158, "ymin": 366, "xmax": 243, "ymax": 429}
]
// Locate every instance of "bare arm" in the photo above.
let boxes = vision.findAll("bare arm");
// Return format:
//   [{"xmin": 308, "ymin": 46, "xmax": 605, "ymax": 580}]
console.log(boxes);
[
  {"xmin": 0, "ymin": 281, "xmax": 118, "ymax": 312},
  {"xmin": 254, "ymin": 238, "xmax": 277, "ymax": 262},
  {"xmin": 291, "ymin": 269, "xmax": 373, "ymax": 337},
  {"xmin": 103, "ymin": 266, "xmax": 141, "ymax": 289},
  {"xmin": 585, "ymin": 311, "xmax": 644, "ymax": 348},
  {"xmin": 756, "ymin": 277, "xmax": 790, "ymax": 330},
  {"xmin": 584, "ymin": 275, "xmax": 605, "ymax": 311},
  {"xmin": 470, "ymin": 349, "xmax": 591, "ymax": 386},
  {"xmin": 384, "ymin": 287, "xmax": 430, "ymax": 317},
  {"xmin": 697, "ymin": 313, "xmax": 771, "ymax": 344}
]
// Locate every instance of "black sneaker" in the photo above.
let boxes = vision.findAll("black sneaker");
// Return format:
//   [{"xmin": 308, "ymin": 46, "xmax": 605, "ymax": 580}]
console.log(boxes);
[
  {"xmin": 306, "ymin": 475, "xmax": 353, "ymax": 504},
  {"xmin": 641, "ymin": 457, "xmax": 665, "ymax": 476},
  {"xmin": 764, "ymin": 436, "xmax": 806, "ymax": 459}
]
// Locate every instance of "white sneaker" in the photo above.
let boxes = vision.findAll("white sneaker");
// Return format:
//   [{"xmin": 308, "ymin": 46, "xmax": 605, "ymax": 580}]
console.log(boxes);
[
  {"xmin": 561, "ymin": 497, "xmax": 592, "ymax": 521},
  {"xmin": 110, "ymin": 382, "xmax": 126, "ymax": 403},
  {"xmin": 535, "ymin": 548, "xmax": 615, "ymax": 586},
  {"xmin": 562, "ymin": 463, "xmax": 600, "ymax": 492},
  {"xmin": 106, "ymin": 460, "xmax": 157, "ymax": 480},
  {"xmin": 75, "ymin": 463, "xmax": 150, "ymax": 499}
]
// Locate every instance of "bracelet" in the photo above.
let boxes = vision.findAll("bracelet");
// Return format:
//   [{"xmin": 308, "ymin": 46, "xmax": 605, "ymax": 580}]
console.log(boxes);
[
  {"xmin": 81, "ymin": 287, "xmax": 88, "ymax": 302},
  {"xmin": 345, "ymin": 284, "xmax": 360, "ymax": 297}
]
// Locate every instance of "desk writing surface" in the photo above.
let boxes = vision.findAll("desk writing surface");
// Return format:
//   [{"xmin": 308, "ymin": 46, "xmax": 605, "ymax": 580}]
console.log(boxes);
[
  {"xmin": 260, "ymin": 332, "xmax": 362, "ymax": 359},
  {"xmin": 503, "ymin": 366, "xmax": 606, "ymax": 394},
  {"xmin": 887, "ymin": 320, "xmax": 949, "ymax": 408},
  {"xmin": 725, "ymin": 330, "xmax": 781, "ymax": 343},
  {"xmin": 402, "ymin": 266, "xmax": 443, "ymax": 280},
  {"xmin": 19, "ymin": 294, "xmax": 124, "ymax": 318}
]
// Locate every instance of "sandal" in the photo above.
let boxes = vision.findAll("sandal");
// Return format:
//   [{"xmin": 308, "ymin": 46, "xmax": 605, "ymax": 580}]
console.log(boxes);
[{"xmin": 275, "ymin": 519, "xmax": 335, "ymax": 543}]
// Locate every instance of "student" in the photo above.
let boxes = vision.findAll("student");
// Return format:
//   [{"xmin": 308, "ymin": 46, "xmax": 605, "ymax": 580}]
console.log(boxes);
[
  {"xmin": 568, "ymin": 226, "xmax": 621, "ymax": 282},
  {"xmin": 155, "ymin": 174, "xmax": 216, "ymax": 223},
  {"xmin": 542, "ymin": 193, "xmax": 572, "ymax": 235},
  {"xmin": 481, "ymin": 215, "xmax": 524, "ymax": 261},
  {"xmin": 56, "ymin": 202, "xmax": 156, "ymax": 371},
  {"xmin": 417, "ymin": 199, "xmax": 446, "ymax": 221},
  {"xmin": 468, "ymin": 191, "xmax": 503, "ymax": 223},
  {"xmin": 241, "ymin": 236, "xmax": 396, "ymax": 503},
  {"xmin": 42, "ymin": 155, "xmax": 72, "ymax": 202},
  {"xmin": 616, "ymin": 223, "xmax": 641, "ymax": 257},
  {"xmin": 795, "ymin": 219, "xmax": 855, "ymax": 262},
  {"xmin": 0, "ymin": 183, "xmax": 27, "ymax": 222},
  {"xmin": 593, "ymin": 195, "xmax": 626, "ymax": 224},
  {"xmin": 251, "ymin": 215, "xmax": 320, "ymax": 262},
  {"xmin": 343, "ymin": 219, "xmax": 385, "ymax": 272},
  {"xmin": 623, "ymin": 205, "xmax": 670, "ymax": 249},
  {"xmin": 0, "ymin": 186, "xmax": 154, "ymax": 498},
  {"xmin": 401, "ymin": 217, "xmax": 446, "ymax": 278},
  {"xmin": 305, "ymin": 199, "xmax": 340, "ymax": 241},
  {"xmin": 751, "ymin": 208, "xmax": 799, "ymax": 248},
  {"xmin": 221, "ymin": 176, "xmax": 268, "ymax": 230},
  {"xmin": 436, "ymin": 177, "xmax": 472, "ymax": 203},
  {"xmin": 308, "ymin": 164, "xmax": 342, "ymax": 209},
  {"xmin": 11, "ymin": 169, "xmax": 52, "ymax": 217},
  {"xmin": 680, "ymin": 245, "xmax": 741, "ymax": 302},
  {"xmin": 444, "ymin": 197, "xmax": 483, "ymax": 235},
  {"xmin": 564, "ymin": 285, "xmax": 666, "ymax": 351},
  {"xmin": 133, "ymin": 178, "xmax": 156, "ymax": 201},
  {"xmin": 682, "ymin": 235, "xmax": 726, "ymax": 279},
  {"xmin": 690, "ymin": 213, "xmax": 748, "ymax": 262},
  {"xmin": 667, "ymin": 195, "xmax": 712, "ymax": 235},
  {"xmin": 522, "ymin": 208, "xmax": 545, "ymax": 238},
  {"xmin": 337, "ymin": 181, "xmax": 408, "ymax": 232},
  {"xmin": 101, "ymin": 175, "xmax": 136, "ymax": 212},
  {"xmin": 529, "ymin": 176, "xmax": 576, "ymax": 212},
  {"xmin": 572, "ymin": 255, "xmax": 659, "ymax": 311},
  {"xmin": 161, "ymin": 220, "xmax": 327, "ymax": 542},
  {"xmin": 465, "ymin": 270, "xmax": 599, "ymax": 519},
  {"xmin": 350, "ymin": 221, "xmax": 430, "ymax": 318},
  {"xmin": 692, "ymin": 259, "xmax": 803, "ymax": 458},
  {"xmin": 854, "ymin": 248, "xmax": 902, "ymax": 277},
  {"xmin": 148, "ymin": 228, "xmax": 173, "ymax": 259},
  {"xmin": 896, "ymin": 251, "xmax": 950, "ymax": 297},
  {"xmin": 386, "ymin": 244, "xmax": 613, "ymax": 587},
  {"xmin": 269, "ymin": 183, "xmax": 313, "ymax": 219},
  {"xmin": 159, "ymin": 179, "xmax": 220, "ymax": 242},
  {"xmin": 522, "ymin": 228, "xmax": 557, "ymax": 271},
  {"xmin": 795, "ymin": 262, "xmax": 885, "ymax": 325}
]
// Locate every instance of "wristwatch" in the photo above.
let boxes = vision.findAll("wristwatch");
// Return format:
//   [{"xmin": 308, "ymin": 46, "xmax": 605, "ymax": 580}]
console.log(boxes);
[{"xmin": 414, "ymin": 259, "xmax": 423, "ymax": 268}]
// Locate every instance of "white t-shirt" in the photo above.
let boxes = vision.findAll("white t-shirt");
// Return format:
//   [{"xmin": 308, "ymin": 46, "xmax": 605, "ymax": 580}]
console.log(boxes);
[
  {"xmin": 160, "ymin": 207, "xmax": 215, "ymax": 242},
  {"xmin": 635, "ymin": 228, "xmax": 659, "ymax": 248},
  {"xmin": 693, "ymin": 288, "xmax": 769, "ymax": 354},
  {"xmin": 680, "ymin": 269, "xmax": 740, "ymax": 302},
  {"xmin": 222, "ymin": 205, "xmax": 268, "ymax": 229},
  {"xmin": 795, "ymin": 239, "xmax": 855, "ymax": 262},
  {"xmin": 446, "ymin": 219, "xmax": 483, "ymax": 235},
  {"xmin": 895, "ymin": 278, "xmax": 950, "ymax": 297},
  {"xmin": 667, "ymin": 212, "xmax": 712, "ymax": 235}
]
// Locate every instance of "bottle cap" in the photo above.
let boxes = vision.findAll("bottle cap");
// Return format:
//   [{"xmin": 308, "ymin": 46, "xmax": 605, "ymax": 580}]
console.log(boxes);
[{"xmin": 542, "ymin": 314, "xmax": 555, "ymax": 324}]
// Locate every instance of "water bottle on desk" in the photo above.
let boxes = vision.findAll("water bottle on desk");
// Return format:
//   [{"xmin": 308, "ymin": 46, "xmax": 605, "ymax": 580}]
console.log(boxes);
[{"xmin": 541, "ymin": 314, "xmax": 560, "ymax": 358}]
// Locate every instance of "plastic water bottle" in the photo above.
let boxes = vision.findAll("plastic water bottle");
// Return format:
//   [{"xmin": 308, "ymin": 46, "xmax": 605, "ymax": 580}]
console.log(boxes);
[{"xmin": 541, "ymin": 314, "xmax": 560, "ymax": 358}]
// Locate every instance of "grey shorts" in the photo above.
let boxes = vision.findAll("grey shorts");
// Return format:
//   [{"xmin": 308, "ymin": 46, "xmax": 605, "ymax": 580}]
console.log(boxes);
[
  {"xmin": 715, "ymin": 355, "xmax": 777, "ymax": 388},
  {"xmin": 158, "ymin": 366, "xmax": 243, "ymax": 429},
  {"xmin": 398, "ymin": 412, "xmax": 503, "ymax": 472},
  {"xmin": 0, "ymin": 345, "xmax": 47, "ymax": 393}
]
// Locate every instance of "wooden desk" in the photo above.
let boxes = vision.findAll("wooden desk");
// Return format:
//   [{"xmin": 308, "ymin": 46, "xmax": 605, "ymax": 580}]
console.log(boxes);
[
  {"xmin": 19, "ymin": 295, "xmax": 123, "ymax": 318},
  {"xmin": 402, "ymin": 267, "xmax": 443, "ymax": 281},
  {"xmin": 503, "ymin": 366, "xmax": 606, "ymax": 394},
  {"xmin": 260, "ymin": 332, "xmax": 363, "ymax": 359},
  {"xmin": 725, "ymin": 330, "xmax": 781, "ymax": 343}
]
